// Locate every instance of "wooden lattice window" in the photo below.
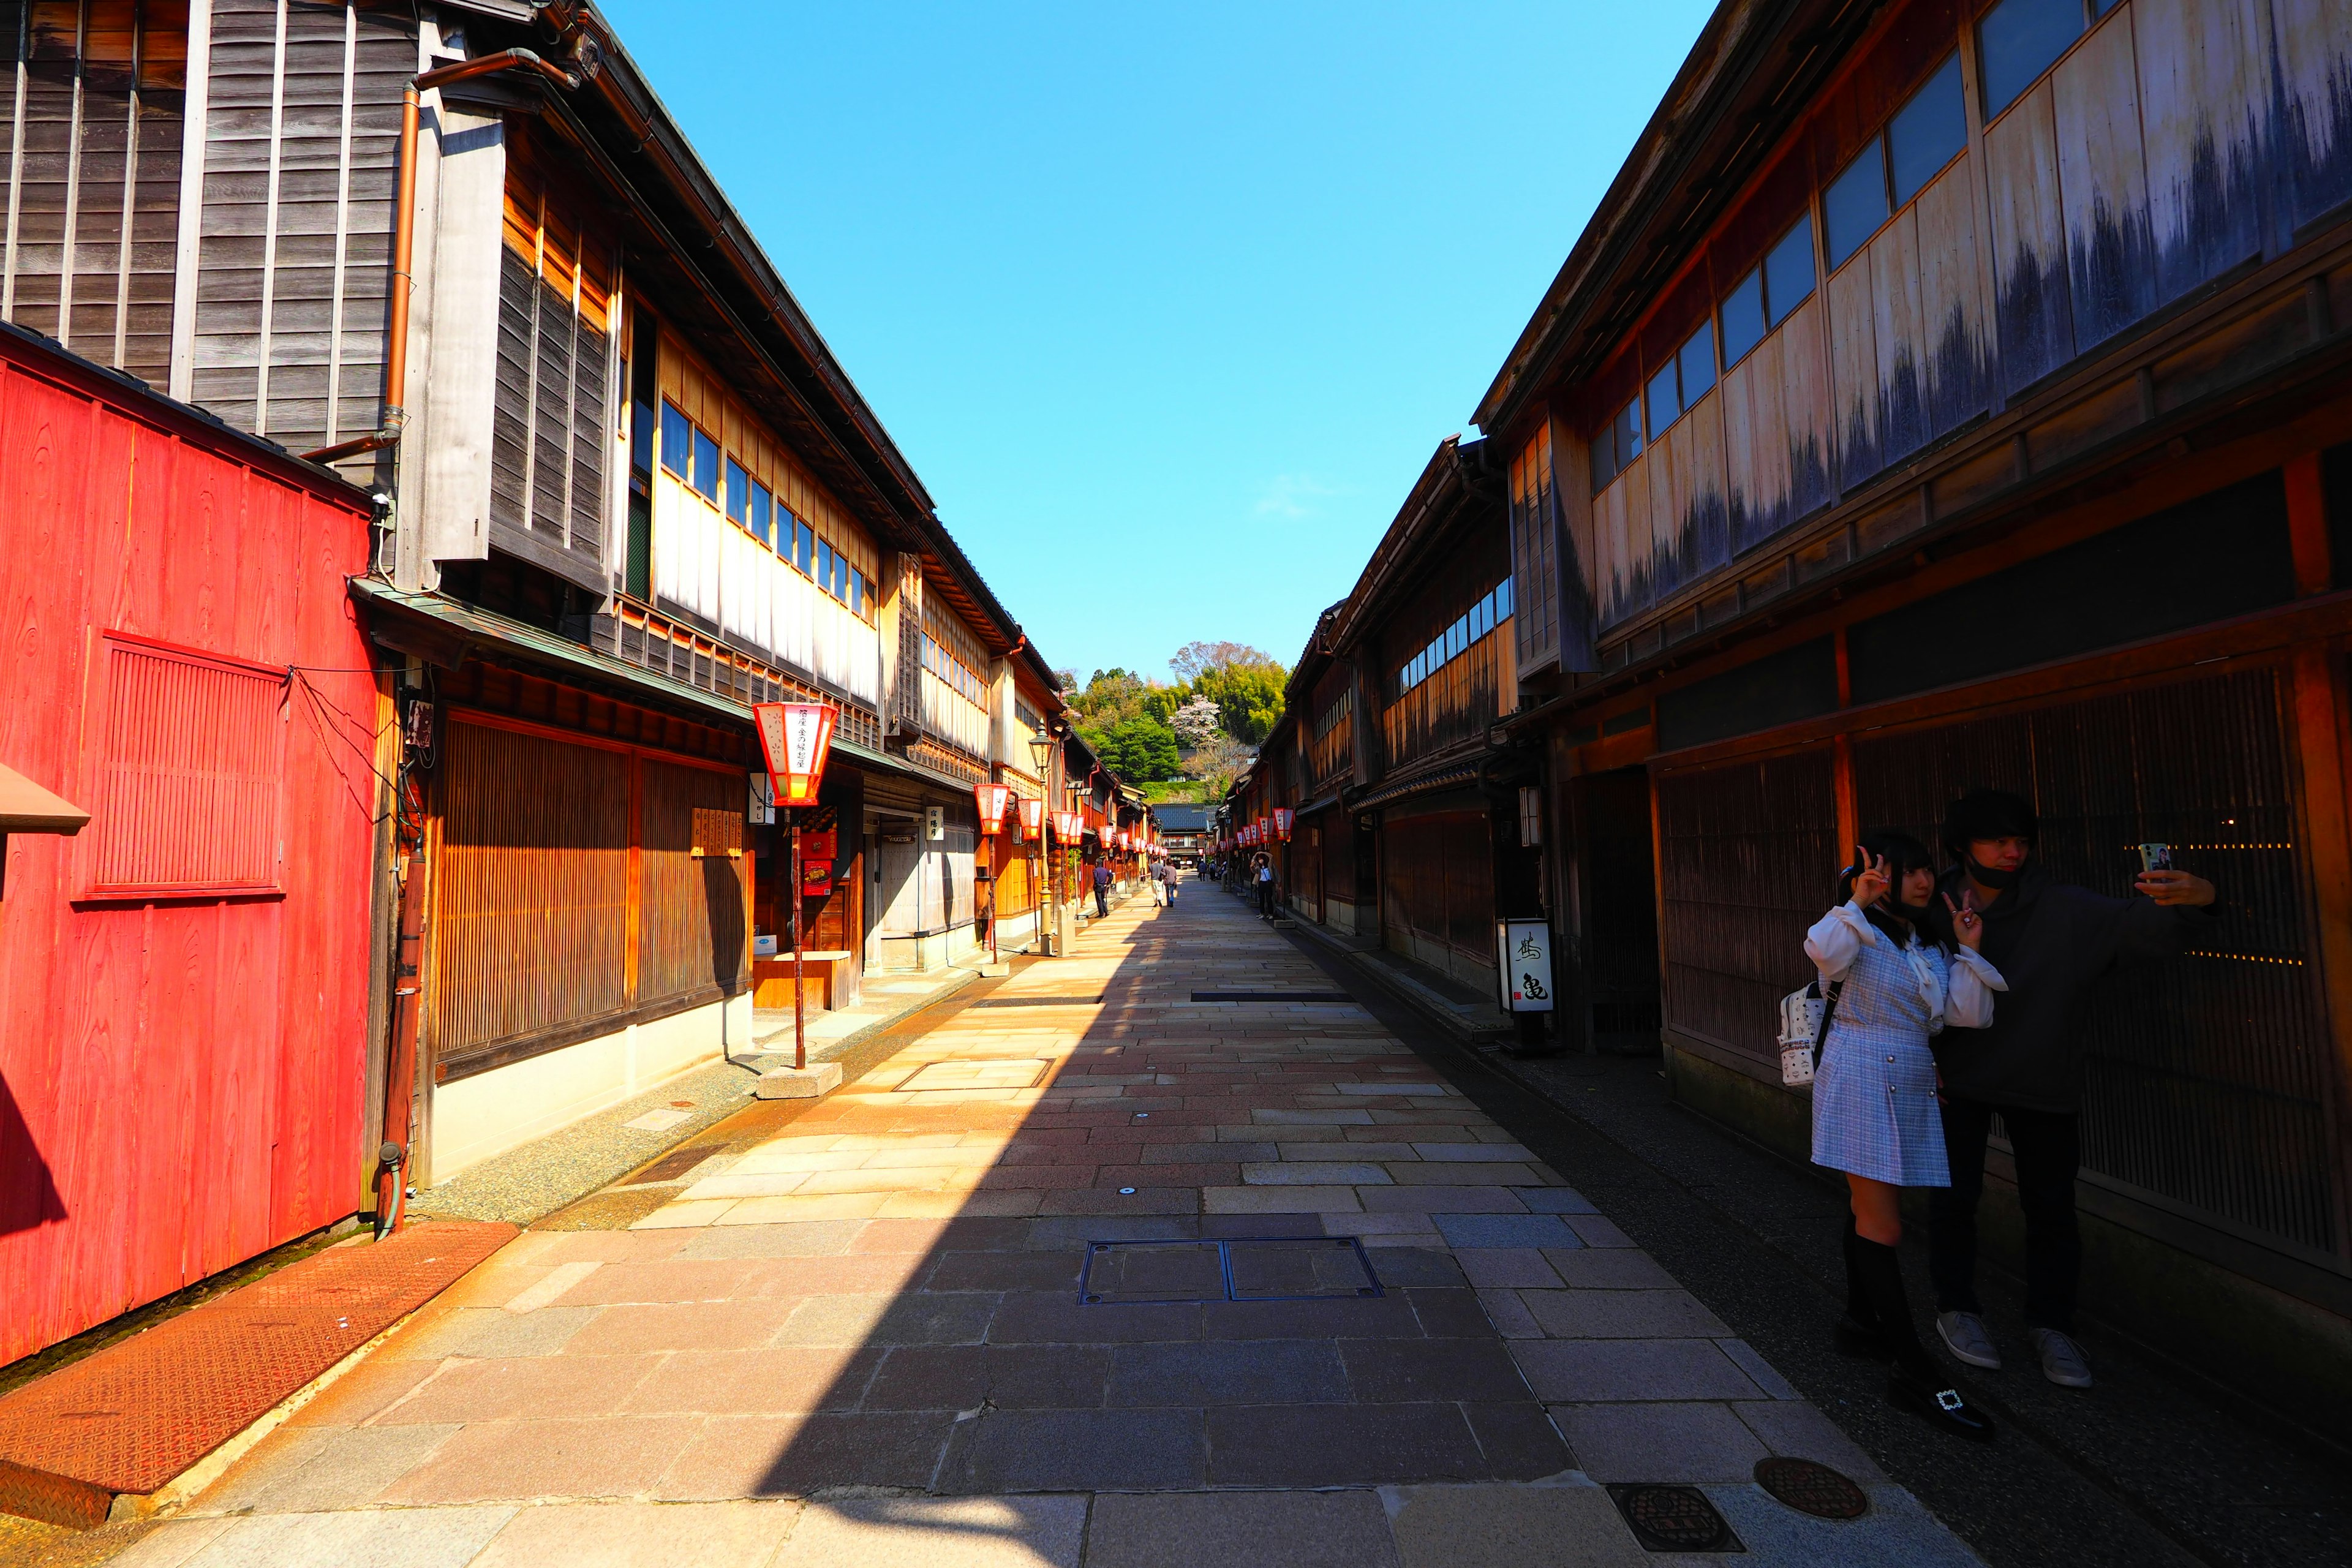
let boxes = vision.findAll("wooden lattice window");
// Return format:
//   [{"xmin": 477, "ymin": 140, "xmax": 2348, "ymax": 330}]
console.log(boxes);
[{"xmin": 82, "ymin": 636, "xmax": 285, "ymax": 897}]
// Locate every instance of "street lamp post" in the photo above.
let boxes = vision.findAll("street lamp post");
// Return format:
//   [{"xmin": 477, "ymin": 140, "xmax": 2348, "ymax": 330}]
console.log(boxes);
[{"xmin": 1028, "ymin": 727, "xmax": 1058, "ymax": 956}]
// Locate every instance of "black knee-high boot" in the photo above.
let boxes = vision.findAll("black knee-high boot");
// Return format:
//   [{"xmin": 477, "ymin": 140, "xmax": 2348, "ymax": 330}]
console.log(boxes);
[
  {"xmin": 1853, "ymin": 1235, "xmax": 1996, "ymax": 1441},
  {"xmin": 1834, "ymin": 1213, "xmax": 1888, "ymax": 1359}
]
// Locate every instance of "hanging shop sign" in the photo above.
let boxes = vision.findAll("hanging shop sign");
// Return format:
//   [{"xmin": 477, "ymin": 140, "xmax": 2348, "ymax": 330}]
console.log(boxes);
[
  {"xmin": 752, "ymin": 701, "xmax": 837, "ymax": 805},
  {"xmin": 802, "ymin": 828, "xmax": 838, "ymax": 893},
  {"xmin": 1273, "ymin": 808, "xmax": 1293, "ymax": 840},
  {"xmin": 1494, "ymin": 919, "xmax": 1556, "ymax": 1013}
]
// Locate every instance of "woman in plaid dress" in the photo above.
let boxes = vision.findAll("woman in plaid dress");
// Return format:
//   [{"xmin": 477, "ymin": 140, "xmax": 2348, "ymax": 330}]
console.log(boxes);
[{"xmin": 1807, "ymin": 831, "xmax": 2005, "ymax": 1440}]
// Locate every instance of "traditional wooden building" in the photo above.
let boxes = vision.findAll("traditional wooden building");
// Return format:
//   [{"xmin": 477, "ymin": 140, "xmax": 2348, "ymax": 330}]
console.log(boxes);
[
  {"xmin": 1457, "ymin": 0, "xmax": 2352, "ymax": 1438},
  {"xmin": 0, "ymin": 322, "xmax": 381, "ymax": 1364},
  {"xmin": 1, "ymin": 1, "xmax": 1074, "ymax": 1192}
]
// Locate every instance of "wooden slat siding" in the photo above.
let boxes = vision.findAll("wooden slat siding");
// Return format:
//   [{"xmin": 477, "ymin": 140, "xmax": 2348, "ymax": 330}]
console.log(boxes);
[
  {"xmin": 1912, "ymin": 151, "xmax": 1991, "ymax": 438},
  {"xmin": 1985, "ymin": 78, "xmax": 2075, "ymax": 395},
  {"xmin": 427, "ymin": 718, "xmax": 630, "ymax": 1072},
  {"xmin": 1826, "ymin": 232, "xmax": 1881, "ymax": 494},
  {"xmin": 1852, "ymin": 665, "xmax": 2341, "ymax": 1262},
  {"xmin": 189, "ymin": 0, "xmax": 404, "ymax": 453},
  {"xmin": 1509, "ymin": 426, "xmax": 1559, "ymax": 674},
  {"xmin": 84, "ymin": 638, "xmax": 285, "ymax": 894},
  {"xmin": 1681, "ymin": 388, "xmax": 1729, "ymax": 582},
  {"xmin": 1379, "ymin": 810, "xmax": 1497, "ymax": 978},
  {"xmin": 1779, "ymin": 292, "xmax": 1835, "ymax": 522},
  {"xmin": 636, "ymin": 756, "xmax": 748, "ymax": 1009},
  {"xmin": 1656, "ymin": 747, "xmax": 1838, "ymax": 1067},
  {"xmin": 1867, "ymin": 208, "xmax": 1930, "ymax": 468},
  {"xmin": 2054, "ymin": 6, "xmax": 2155, "ymax": 350},
  {"xmin": 2133, "ymin": 0, "xmax": 2266, "ymax": 308},
  {"xmin": 1381, "ymin": 616, "xmax": 1515, "ymax": 773},
  {"xmin": 0, "ymin": 330, "xmax": 374, "ymax": 1363},
  {"xmin": 0, "ymin": 0, "xmax": 180, "ymax": 380},
  {"xmin": 1305, "ymin": 663, "xmax": 1352, "ymax": 796},
  {"xmin": 2274, "ymin": 0, "xmax": 2352, "ymax": 228}
]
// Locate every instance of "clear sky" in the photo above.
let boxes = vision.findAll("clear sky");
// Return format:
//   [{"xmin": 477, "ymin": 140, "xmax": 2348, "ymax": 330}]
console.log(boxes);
[{"xmin": 599, "ymin": 1, "xmax": 1715, "ymax": 687}]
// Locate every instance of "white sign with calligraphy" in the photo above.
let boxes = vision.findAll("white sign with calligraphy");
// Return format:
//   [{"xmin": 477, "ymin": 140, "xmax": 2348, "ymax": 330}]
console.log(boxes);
[{"xmin": 1494, "ymin": 919, "xmax": 1555, "ymax": 1013}]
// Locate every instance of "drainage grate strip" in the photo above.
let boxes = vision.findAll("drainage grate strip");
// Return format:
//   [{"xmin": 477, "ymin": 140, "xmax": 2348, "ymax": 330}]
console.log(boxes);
[
  {"xmin": 973, "ymin": 995, "xmax": 1107, "ymax": 1006},
  {"xmin": 1077, "ymin": 1236, "xmax": 1382, "ymax": 1304},
  {"xmin": 1608, "ymin": 1485, "xmax": 1742, "ymax": 1553},
  {"xmin": 622, "ymin": 1147, "xmax": 716, "ymax": 1185},
  {"xmin": 1188, "ymin": 991, "xmax": 1354, "ymax": 1003}
]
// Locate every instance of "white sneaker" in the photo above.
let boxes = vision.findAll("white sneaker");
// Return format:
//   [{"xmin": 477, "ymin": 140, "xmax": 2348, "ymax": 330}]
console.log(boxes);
[
  {"xmin": 1936, "ymin": 1310, "xmax": 2002, "ymax": 1370},
  {"xmin": 2030, "ymin": 1327, "xmax": 2094, "ymax": 1388}
]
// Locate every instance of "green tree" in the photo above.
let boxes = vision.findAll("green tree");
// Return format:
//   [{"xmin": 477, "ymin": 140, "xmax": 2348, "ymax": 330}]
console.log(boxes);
[{"xmin": 1194, "ymin": 659, "xmax": 1286, "ymax": 745}]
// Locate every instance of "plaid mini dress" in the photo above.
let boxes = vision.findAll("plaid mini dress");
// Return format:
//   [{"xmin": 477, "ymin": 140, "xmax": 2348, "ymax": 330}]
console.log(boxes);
[{"xmin": 1806, "ymin": 904, "xmax": 2004, "ymax": 1187}]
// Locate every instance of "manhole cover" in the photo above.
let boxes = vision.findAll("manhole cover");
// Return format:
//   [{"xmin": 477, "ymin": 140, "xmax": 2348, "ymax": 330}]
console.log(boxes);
[
  {"xmin": 625, "ymin": 1147, "xmax": 714, "ymax": 1185},
  {"xmin": 1189, "ymin": 990, "xmax": 1354, "ymax": 1002},
  {"xmin": 1754, "ymin": 1457, "xmax": 1868, "ymax": 1519},
  {"xmin": 1079, "ymin": 1237, "xmax": 1382, "ymax": 1303},
  {"xmin": 1608, "ymin": 1485, "xmax": 1740, "ymax": 1552}
]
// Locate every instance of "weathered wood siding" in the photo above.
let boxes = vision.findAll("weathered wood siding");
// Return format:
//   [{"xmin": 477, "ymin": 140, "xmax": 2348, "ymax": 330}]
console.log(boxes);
[
  {"xmin": 189, "ymin": 0, "xmax": 410, "ymax": 456},
  {"xmin": 1579, "ymin": 0, "xmax": 2352, "ymax": 639},
  {"xmin": 0, "ymin": 0, "xmax": 185, "ymax": 383}
]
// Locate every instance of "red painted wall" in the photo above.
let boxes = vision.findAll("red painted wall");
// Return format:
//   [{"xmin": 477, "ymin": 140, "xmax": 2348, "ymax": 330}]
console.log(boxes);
[{"xmin": 0, "ymin": 330, "xmax": 380, "ymax": 1365}]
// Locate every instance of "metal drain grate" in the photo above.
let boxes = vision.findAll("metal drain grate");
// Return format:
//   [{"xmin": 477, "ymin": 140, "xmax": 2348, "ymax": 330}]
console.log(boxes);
[
  {"xmin": 1754, "ymin": 1457, "xmax": 1868, "ymax": 1519},
  {"xmin": 1188, "ymin": 991, "xmax": 1354, "ymax": 1003},
  {"xmin": 1608, "ymin": 1485, "xmax": 1742, "ymax": 1552},
  {"xmin": 973, "ymin": 995, "xmax": 1106, "ymax": 1006},
  {"xmin": 624, "ymin": 1147, "xmax": 717, "ymax": 1185},
  {"xmin": 1078, "ymin": 1237, "xmax": 1382, "ymax": 1303}
]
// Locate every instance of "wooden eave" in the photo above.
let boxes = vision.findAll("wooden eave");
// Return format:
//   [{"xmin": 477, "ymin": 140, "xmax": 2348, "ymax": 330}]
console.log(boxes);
[
  {"xmin": 1472, "ymin": 0, "xmax": 1884, "ymax": 440},
  {"xmin": 0, "ymin": 763, "xmax": 89, "ymax": 835}
]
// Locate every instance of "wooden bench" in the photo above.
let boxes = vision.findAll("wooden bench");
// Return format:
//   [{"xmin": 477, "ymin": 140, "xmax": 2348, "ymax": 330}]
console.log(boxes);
[{"xmin": 752, "ymin": 949, "xmax": 854, "ymax": 1011}]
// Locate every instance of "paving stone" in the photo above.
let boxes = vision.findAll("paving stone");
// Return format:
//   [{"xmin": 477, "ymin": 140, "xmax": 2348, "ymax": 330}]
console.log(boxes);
[
  {"xmin": 1201, "ymin": 1294, "xmax": 1423, "ymax": 1340},
  {"xmin": 1464, "ymin": 1400, "xmax": 1577, "ymax": 1480},
  {"xmin": 777, "ymin": 1291, "xmax": 999, "ymax": 1346},
  {"xmin": 1476, "ymin": 1288, "xmax": 1545, "ymax": 1339},
  {"xmin": 1703, "ymin": 1482, "xmax": 1985, "ymax": 1566},
  {"xmin": 1242, "ymin": 1161, "xmax": 1393, "ymax": 1185},
  {"xmin": 1206, "ymin": 1401, "xmax": 1488, "ymax": 1485},
  {"xmin": 1517, "ymin": 1288, "xmax": 1730, "ymax": 1339},
  {"xmin": 1204, "ymin": 1183, "xmax": 1364, "ymax": 1212},
  {"xmin": 1109, "ymin": 1338, "xmax": 1350, "ymax": 1404},
  {"xmin": 678, "ymin": 1220, "xmax": 870, "ymax": 1258},
  {"xmin": 989, "ymin": 1291, "xmax": 1200, "ymax": 1344},
  {"xmin": 1551, "ymin": 1400, "xmax": 1771, "ymax": 1482},
  {"xmin": 1431, "ymin": 1213, "xmax": 1580, "ymax": 1250},
  {"xmin": 159, "ymin": 1505, "xmax": 519, "ymax": 1568},
  {"xmin": 1383, "ymin": 1482, "xmax": 1649, "ymax": 1568},
  {"xmin": 472, "ymin": 1500, "xmax": 801, "ymax": 1567},
  {"xmin": 771, "ymin": 1495, "xmax": 1088, "ymax": 1568},
  {"xmin": 864, "ymin": 1344, "xmax": 1110, "ymax": 1411},
  {"xmin": 620, "ymin": 1347, "xmax": 881, "ymax": 1415},
  {"xmin": 1364, "ymin": 1187, "xmax": 1531, "ymax": 1215},
  {"xmin": 1510, "ymin": 1339, "xmax": 1766, "ymax": 1403},
  {"xmin": 1732, "ymin": 1398, "xmax": 1887, "ymax": 1479},
  {"xmin": 1085, "ymin": 1488, "xmax": 1400, "ymax": 1568},
  {"xmin": 1539, "ymin": 1249, "xmax": 1677, "ymax": 1289},
  {"xmin": 1457, "ymin": 1249, "xmax": 1564, "ymax": 1288},
  {"xmin": 946, "ymin": 1406, "xmax": 1206, "ymax": 1490},
  {"xmin": 380, "ymin": 1417, "xmax": 704, "ymax": 1503},
  {"xmin": 655, "ymin": 1412, "xmax": 957, "ymax": 1498},
  {"xmin": 1340, "ymin": 1338, "xmax": 1532, "ymax": 1401},
  {"xmin": 1716, "ymin": 1336, "xmax": 1802, "ymax": 1399},
  {"xmin": 1405, "ymin": 1287, "xmax": 1502, "ymax": 1338},
  {"xmin": 1384, "ymin": 1162, "xmax": 1541, "ymax": 1185},
  {"xmin": 386, "ymin": 1306, "xmax": 602, "ymax": 1361},
  {"xmin": 1512, "ymin": 1186, "xmax": 1602, "ymax": 1215},
  {"xmin": 921, "ymin": 1250, "xmax": 1085, "ymax": 1290},
  {"xmin": 569, "ymin": 1299, "xmax": 796, "ymax": 1354},
  {"xmin": 1355, "ymin": 1246, "xmax": 1466, "ymax": 1286},
  {"xmin": 1564, "ymin": 1215, "xmax": 1636, "ymax": 1248},
  {"xmin": 191, "ymin": 1425, "xmax": 457, "ymax": 1515},
  {"xmin": 381, "ymin": 1353, "xmax": 665, "ymax": 1423}
]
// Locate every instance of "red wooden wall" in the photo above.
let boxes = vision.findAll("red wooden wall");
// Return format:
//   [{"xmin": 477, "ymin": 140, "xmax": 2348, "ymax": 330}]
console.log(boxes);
[{"xmin": 0, "ymin": 329, "xmax": 380, "ymax": 1365}]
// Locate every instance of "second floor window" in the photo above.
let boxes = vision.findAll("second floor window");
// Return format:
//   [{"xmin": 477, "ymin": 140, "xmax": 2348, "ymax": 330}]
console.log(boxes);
[
  {"xmin": 1396, "ymin": 578, "xmax": 1513, "ymax": 696},
  {"xmin": 1720, "ymin": 213, "xmax": 1819, "ymax": 368}
]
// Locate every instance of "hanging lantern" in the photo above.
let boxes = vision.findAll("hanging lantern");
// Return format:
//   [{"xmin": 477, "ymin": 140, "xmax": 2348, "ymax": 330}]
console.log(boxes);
[
  {"xmin": 1020, "ymin": 797, "xmax": 1044, "ymax": 837},
  {"xmin": 974, "ymin": 782, "xmax": 1011, "ymax": 835},
  {"xmin": 1274, "ymin": 808, "xmax": 1294, "ymax": 841},
  {"xmin": 752, "ymin": 701, "xmax": 837, "ymax": 805}
]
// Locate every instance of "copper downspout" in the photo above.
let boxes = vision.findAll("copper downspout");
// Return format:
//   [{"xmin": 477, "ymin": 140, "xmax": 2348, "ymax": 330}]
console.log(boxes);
[{"xmin": 303, "ymin": 50, "xmax": 581, "ymax": 465}]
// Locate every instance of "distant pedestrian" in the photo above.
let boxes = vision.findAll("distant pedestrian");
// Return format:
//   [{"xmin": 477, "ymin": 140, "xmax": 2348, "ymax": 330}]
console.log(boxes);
[
  {"xmin": 1807, "ymin": 830, "xmax": 2003, "ymax": 1442},
  {"xmin": 1092, "ymin": 859, "xmax": 1112, "ymax": 918},
  {"xmin": 1163, "ymin": 859, "xmax": 1179, "ymax": 904},
  {"xmin": 1147, "ymin": 857, "xmax": 1167, "ymax": 906},
  {"xmin": 1928, "ymin": 790, "xmax": 2218, "ymax": 1390},
  {"xmin": 1253, "ymin": 853, "xmax": 1275, "ymax": 919}
]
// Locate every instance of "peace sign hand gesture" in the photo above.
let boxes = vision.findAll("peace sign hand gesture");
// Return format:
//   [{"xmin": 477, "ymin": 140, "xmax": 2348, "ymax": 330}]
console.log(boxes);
[
  {"xmin": 1944, "ymin": 891, "xmax": 1985, "ymax": 950},
  {"xmin": 1850, "ymin": 847, "xmax": 1891, "ymax": 909}
]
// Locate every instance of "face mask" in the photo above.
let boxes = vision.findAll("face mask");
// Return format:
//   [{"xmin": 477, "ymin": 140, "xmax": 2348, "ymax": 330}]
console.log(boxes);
[{"xmin": 1965, "ymin": 856, "xmax": 2020, "ymax": 891}]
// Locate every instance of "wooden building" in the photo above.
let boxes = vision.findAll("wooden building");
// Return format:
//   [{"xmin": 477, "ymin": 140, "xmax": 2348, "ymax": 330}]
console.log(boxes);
[
  {"xmin": 1450, "ymin": 0, "xmax": 2352, "ymax": 1438},
  {"xmin": 1, "ymin": 1, "xmax": 1077, "ymax": 1194},
  {"xmin": 0, "ymin": 322, "xmax": 381, "ymax": 1364}
]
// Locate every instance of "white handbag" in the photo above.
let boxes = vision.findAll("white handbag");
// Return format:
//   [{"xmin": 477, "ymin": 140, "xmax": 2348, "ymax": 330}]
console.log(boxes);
[{"xmin": 1776, "ymin": 981, "xmax": 1835, "ymax": 1088}]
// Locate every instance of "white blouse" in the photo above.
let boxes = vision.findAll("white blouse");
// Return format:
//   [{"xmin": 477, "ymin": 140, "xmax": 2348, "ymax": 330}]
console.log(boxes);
[{"xmin": 1803, "ymin": 900, "xmax": 2007, "ymax": 1034}]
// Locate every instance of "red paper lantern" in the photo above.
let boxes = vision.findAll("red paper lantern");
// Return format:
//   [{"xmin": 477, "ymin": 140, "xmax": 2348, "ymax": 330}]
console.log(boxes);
[
  {"xmin": 752, "ymin": 701, "xmax": 837, "ymax": 806},
  {"xmin": 1273, "ymin": 807, "xmax": 1294, "ymax": 840},
  {"xmin": 1020, "ymin": 797, "xmax": 1044, "ymax": 836},
  {"xmin": 974, "ymin": 782, "xmax": 1011, "ymax": 835}
]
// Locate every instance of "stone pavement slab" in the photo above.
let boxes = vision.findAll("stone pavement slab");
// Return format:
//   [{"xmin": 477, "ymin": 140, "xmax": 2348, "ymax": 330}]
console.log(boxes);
[{"xmin": 149, "ymin": 880, "xmax": 1980, "ymax": 1567}]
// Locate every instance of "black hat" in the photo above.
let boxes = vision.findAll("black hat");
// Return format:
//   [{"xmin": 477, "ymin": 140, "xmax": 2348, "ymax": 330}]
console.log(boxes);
[{"xmin": 1942, "ymin": 788, "xmax": 2037, "ymax": 861}]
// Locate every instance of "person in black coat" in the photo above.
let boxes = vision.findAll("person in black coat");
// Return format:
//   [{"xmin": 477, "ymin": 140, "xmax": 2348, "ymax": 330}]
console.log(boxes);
[{"xmin": 1926, "ymin": 789, "xmax": 2218, "ymax": 1390}]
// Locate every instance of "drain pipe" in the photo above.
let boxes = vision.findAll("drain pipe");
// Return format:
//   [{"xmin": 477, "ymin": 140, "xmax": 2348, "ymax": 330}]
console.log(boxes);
[{"xmin": 303, "ymin": 50, "xmax": 582, "ymax": 466}]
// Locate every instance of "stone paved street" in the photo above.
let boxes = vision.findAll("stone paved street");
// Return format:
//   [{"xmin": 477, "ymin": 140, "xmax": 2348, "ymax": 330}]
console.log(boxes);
[{"xmin": 118, "ymin": 882, "xmax": 1983, "ymax": 1567}]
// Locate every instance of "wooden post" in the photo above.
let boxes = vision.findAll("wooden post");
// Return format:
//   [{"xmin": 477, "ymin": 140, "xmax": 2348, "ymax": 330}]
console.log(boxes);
[
  {"xmin": 2286, "ymin": 451, "xmax": 2334, "ymax": 597},
  {"xmin": 791, "ymin": 808, "xmax": 805, "ymax": 1071}
]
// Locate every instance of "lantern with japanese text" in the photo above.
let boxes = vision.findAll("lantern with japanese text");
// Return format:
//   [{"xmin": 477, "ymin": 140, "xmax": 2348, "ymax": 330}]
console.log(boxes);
[
  {"xmin": 1020, "ymin": 797, "xmax": 1044, "ymax": 839},
  {"xmin": 974, "ymin": 782, "xmax": 1011, "ymax": 835},
  {"xmin": 1273, "ymin": 808, "xmax": 1294, "ymax": 841},
  {"xmin": 752, "ymin": 701, "xmax": 837, "ymax": 805}
]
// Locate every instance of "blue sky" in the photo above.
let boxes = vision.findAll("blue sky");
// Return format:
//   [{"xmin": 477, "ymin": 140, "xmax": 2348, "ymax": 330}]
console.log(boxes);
[{"xmin": 600, "ymin": 1, "xmax": 1714, "ymax": 687}]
